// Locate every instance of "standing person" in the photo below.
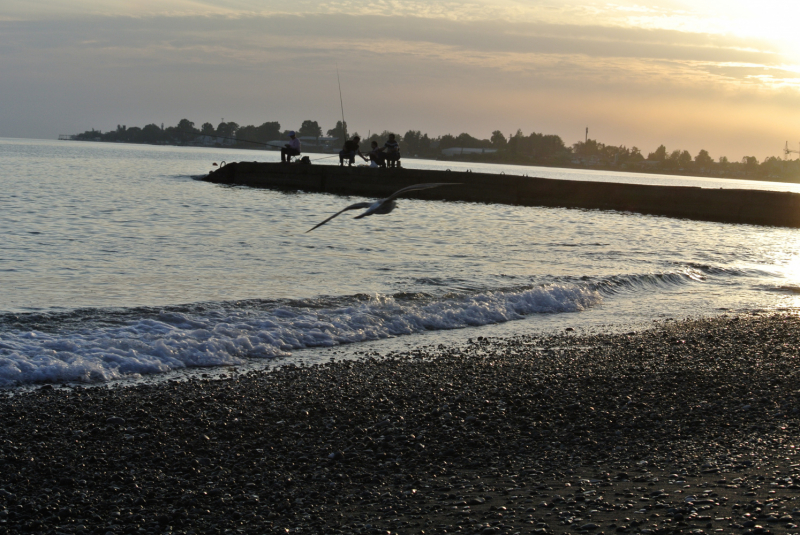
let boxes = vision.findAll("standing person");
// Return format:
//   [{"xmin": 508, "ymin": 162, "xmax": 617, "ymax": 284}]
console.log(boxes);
[
  {"xmin": 384, "ymin": 133, "xmax": 401, "ymax": 167},
  {"xmin": 339, "ymin": 135, "xmax": 367, "ymax": 166},
  {"xmin": 281, "ymin": 131, "xmax": 301, "ymax": 163}
]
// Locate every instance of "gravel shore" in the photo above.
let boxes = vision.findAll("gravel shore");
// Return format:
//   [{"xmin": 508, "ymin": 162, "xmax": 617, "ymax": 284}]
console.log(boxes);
[{"xmin": 1, "ymin": 313, "xmax": 799, "ymax": 535}]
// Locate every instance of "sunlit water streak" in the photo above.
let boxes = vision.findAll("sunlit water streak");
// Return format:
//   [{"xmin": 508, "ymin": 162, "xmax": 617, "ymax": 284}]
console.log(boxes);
[{"xmin": 1, "ymin": 138, "xmax": 800, "ymax": 387}]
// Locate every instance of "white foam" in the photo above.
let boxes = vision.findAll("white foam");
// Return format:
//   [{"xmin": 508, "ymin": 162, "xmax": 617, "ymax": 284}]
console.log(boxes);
[{"xmin": 0, "ymin": 284, "xmax": 600, "ymax": 387}]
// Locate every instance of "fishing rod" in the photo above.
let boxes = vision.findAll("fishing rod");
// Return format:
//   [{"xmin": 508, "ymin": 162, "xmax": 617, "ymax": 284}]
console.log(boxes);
[
  {"xmin": 336, "ymin": 64, "xmax": 348, "ymax": 141},
  {"xmin": 176, "ymin": 128, "xmax": 340, "ymax": 163}
]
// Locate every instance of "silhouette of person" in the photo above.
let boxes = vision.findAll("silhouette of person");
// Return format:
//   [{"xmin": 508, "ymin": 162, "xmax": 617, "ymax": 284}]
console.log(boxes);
[
  {"xmin": 384, "ymin": 133, "xmax": 401, "ymax": 167},
  {"xmin": 367, "ymin": 141, "xmax": 387, "ymax": 168},
  {"xmin": 339, "ymin": 136, "xmax": 367, "ymax": 166},
  {"xmin": 281, "ymin": 131, "xmax": 301, "ymax": 163}
]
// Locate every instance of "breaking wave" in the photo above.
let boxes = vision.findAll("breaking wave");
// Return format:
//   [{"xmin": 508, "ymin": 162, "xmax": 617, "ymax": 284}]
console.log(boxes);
[{"xmin": 0, "ymin": 283, "xmax": 599, "ymax": 387}]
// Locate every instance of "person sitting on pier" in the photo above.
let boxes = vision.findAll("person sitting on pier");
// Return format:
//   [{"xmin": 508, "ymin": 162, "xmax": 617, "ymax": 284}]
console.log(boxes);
[
  {"xmin": 367, "ymin": 141, "xmax": 387, "ymax": 168},
  {"xmin": 384, "ymin": 133, "xmax": 401, "ymax": 167},
  {"xmin": 339, "ymin": 136, "xmax": 368, "ymax": 166},
  {"xmin": 281, "ymin": 131, "xmax": 301, "ymax": 164}
]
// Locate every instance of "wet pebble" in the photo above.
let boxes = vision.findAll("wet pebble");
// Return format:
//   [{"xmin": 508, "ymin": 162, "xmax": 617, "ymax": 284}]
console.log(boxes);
[{"xmin": 0, "ymin": 313, "xmax": 798, "ymax": 534}]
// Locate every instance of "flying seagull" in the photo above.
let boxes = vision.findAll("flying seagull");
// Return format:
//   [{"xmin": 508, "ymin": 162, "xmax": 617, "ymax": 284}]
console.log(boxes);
[{"xmin": 306, "ymin": 182, "xmax": 460, "ymax": 233}]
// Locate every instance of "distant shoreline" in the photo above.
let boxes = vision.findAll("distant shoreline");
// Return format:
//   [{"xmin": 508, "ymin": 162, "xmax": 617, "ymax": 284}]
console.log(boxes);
[{"xmin": 57, "ymin": 136, "xmax": 800, "ymax": 186}]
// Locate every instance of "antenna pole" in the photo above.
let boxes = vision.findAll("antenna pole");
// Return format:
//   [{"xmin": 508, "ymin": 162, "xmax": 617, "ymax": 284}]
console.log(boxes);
[{"xmin": 337, "ymin": 64, "xmax": 347, "ymax": 141}]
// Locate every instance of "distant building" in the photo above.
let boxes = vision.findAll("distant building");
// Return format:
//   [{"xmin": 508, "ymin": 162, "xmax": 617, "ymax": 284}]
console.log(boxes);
[{"xmin": 441, "ymin": 147, "xmax": 497, "ymax": 157}]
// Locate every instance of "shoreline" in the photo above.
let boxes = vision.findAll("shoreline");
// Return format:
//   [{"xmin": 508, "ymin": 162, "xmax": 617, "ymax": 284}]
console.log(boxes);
[
  {"xmin": 1, "ymin": 313, "xmax": 799, "ymax": 534},
  {"xmin": 52, "ymin": 137, "xmax": 798, "ymax": 186}
]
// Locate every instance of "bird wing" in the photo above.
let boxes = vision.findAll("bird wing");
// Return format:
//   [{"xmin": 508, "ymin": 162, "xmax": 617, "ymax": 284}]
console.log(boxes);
[
  {"xmin": 383, "ymin": 182, "xmax": 461, "ymax": 202},
  {"xmin": 306, "ymin": 202, "xmax": 372, "ymax": 232}
]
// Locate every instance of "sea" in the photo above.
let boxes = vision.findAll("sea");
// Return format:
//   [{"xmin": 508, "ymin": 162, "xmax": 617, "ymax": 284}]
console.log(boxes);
[{"xmin": 2, "ymin": 137, "xmax": 800, "ymax": 388}]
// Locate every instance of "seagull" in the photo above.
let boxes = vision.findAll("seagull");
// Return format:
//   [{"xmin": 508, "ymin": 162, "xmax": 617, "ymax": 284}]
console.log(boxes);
[{"xmin": 306, "ymin": 182, "xmax": 460, "ymax": 232}]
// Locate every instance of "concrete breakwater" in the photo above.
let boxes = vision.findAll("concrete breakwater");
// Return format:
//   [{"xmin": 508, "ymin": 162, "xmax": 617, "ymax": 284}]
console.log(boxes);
[{"xmin": 204, "ymin": 162, "xmax": 800, "ymax": 227}]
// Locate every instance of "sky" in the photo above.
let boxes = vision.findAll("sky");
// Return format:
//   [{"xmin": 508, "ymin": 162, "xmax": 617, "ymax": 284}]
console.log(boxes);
[{"xmin": 2, "ymin": 0, "xmax": 799, "ymax": 160}]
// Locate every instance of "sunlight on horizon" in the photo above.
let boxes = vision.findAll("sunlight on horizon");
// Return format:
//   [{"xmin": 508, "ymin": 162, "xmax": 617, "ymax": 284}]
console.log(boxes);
[
  {"xmin": 686, "ymin": 1, "xmax": 800, "ymax": 61},
  {"xmin": 2, "ymin": 0, "xmax": 797, "ymax": 156}
]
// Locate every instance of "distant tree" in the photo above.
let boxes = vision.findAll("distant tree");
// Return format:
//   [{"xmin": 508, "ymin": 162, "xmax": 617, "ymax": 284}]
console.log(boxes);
[
  {"xmin": 491, "ymin": 130, "xmax": 507, "ymax": 149},
  {"xmin": 573, "ymin": 138, "xmax": 603, "ymax": 157},
  {"xmin": 629, "ymin": 146, "xmax": 644, "ymax": 161},
  {"xmin": 742, "ymin": 156, "xmax": 758, "ymax": 171},
  {"xmin": 719, "ymin": 156, "xmax": 729, "ymax": 166},
  {"xmin": 506, "ymin": 129, "xmax": 525, "ymax": 154},
  {"xmin": 762, "ymin": 156, "xmax": 784, "ymax": 177},
  {"xmin": 438, "ymin": 134, "xmax": 458, "ymax": 151},
  {"xmin": 528, "ymin": 133, "xmax": 567, "ymax": 160},
  {"xmin": 666, "ymin": 149, "xmax": 691, "ymax": 167},
  {"xmin": 648, "ymin": 145, "xmax": 667, "ymax": 161},
  {"xmin": 216, "ymin": 122, "xmax": 238, "ymax": 139},
  {"xmin": 140, "ymin": 123, "xmax": 164, "ymax": 144},
  {"xmin": 298, "ymin": 120, "xmax": 323, "ymax": 138},
  {"xmin": 177, "ymin": 119, "xmax": 197, "ymax": 133},
  {"xmin": 454, "ymin": 132, "xmax": 489, "ymax": 149},
  {"xmin": 74, "ymin": 128, "xmax": 104, "ymax": 141},
  {"xmin": 402, "ymin": 130, "xmax": 422, "ymax": 155},
  {"xmin": 201, "ymin": 122, "xmax": 215, "ymax": 136},
  {"xmin": 172, "ymin": 119, "xmax": 198, "ymax": 143},
  {"xmin": 401, "ymin": 130, "xmax": 432, "ymax": 157},
  {"xmin": 695, "ymin": 149, "xmax": 713, "ymax": 166},
  {"xmin": 125, "ymin": 126, "xmax": 142, "ymax": 142},
  {"xmin": 327, "ymin": 121, "xmax": 348, "ymax": 141},
  {"xmin": 257, "ymin": 121, "xmax": 282, "ymax": 141},
  {"xmin": 234, "ymin": 121, "xmax": 282, "ymax": 147},
  {"xmin": 235, "ymin": 125, "xmax": 257, "ymax": 144}
]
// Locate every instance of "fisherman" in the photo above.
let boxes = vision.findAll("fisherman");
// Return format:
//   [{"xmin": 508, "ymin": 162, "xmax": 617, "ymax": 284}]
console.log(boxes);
[
  {"xmin": 384, "ymin": 133, "xmax": 401, "ymax": 167},
  {"xmin": 367, "ymin": 141, "xmax": 387, "ymax": 168},
  {"xmin": 281, "ymin": 131, "xmax": 301, "ymax": 163},
  {"xmin": 339, "ymin": 135, "xmax": 368, "ymax": 166}
]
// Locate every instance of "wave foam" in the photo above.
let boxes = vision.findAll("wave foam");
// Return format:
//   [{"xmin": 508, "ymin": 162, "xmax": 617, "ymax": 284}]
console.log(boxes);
[{"xmin": 0, "ymin": 284, "xmax": 600, "ymax": 387}]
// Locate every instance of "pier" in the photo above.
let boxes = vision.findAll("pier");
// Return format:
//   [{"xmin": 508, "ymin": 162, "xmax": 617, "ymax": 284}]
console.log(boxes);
[{"xmin": 203, "ymin": 162, "xmax": 800, "ymax": 228}]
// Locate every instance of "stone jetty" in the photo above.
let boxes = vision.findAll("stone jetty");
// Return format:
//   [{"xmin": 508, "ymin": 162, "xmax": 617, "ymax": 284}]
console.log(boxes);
[{"xmin": 203, "ymin": 162, "xmax": 800, "ymax": 228}]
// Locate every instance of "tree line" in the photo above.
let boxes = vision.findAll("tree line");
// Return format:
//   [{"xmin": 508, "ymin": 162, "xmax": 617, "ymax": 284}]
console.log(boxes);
[{"xmin": 71, "ymin": 118, "xmax": 798, "ymax": 181}]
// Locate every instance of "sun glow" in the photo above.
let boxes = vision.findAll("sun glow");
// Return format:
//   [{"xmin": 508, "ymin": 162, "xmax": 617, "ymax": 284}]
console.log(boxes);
[{"xmin": 675, "ymin": 0, "xmax": 800, "ymax": 61}]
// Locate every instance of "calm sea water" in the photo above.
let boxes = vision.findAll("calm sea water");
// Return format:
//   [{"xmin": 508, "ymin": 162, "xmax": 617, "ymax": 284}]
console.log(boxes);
[{"xmin": 2, "ymin": 137, "xmax": 800, "ymax": 387}]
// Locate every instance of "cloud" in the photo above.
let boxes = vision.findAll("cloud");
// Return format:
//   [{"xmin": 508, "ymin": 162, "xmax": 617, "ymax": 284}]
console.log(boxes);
[
  {"xmin": 3, "ymin": 14, "xmax": 786, "ymax": 78},
  {"xmin": 1, "ymin": 11, "xmax": 797, "ymax": 159}
]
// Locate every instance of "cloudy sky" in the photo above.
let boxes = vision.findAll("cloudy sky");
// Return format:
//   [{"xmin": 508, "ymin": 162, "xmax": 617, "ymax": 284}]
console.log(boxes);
[{"xmin": 2, "ymin": 0, "xmax": 798, "ymax": 159}]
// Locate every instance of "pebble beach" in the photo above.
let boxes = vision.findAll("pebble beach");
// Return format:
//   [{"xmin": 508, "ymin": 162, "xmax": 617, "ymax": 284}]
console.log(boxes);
[{"xmin": 1, "ymin": 313, "xmax": 799, "ymax": 535}]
